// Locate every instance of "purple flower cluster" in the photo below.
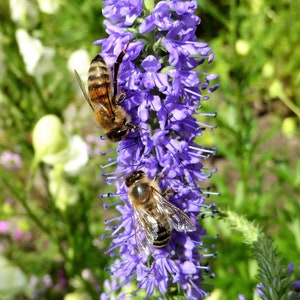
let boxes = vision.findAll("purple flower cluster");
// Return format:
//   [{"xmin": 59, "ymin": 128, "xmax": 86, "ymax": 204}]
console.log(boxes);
[
  {"xmin": 0, "ymin": 150, "xmax": 22, "ymax": 171},
  {"xmin": 96, "ymin": 0, "xmax": 219, "ymax": 299}
]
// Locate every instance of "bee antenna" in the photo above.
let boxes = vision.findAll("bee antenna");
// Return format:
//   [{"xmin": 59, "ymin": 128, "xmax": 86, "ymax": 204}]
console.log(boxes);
[
  {"xmin": 154, "ymin": 171, "xmax": 167, "ymax": 182},
  {"xmin": 126, "ymin": 122, "xmax": 137, "ymax": 130}
]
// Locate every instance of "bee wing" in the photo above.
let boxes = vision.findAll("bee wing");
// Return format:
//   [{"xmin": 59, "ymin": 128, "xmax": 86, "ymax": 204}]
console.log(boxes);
[
  {"xmin": 152, "ymin": 189, "xmax": 196, "ymax": 232},
  {"xmin": 132, "ymin": 204, "xmax": 158, "ymax": 254},
  {"xmin": 74, "ymin": 70, "xmax": 95, "ymax": 111},
  {"xmin": 133, "ymin": 223, "xmax": 151, "ymax": 254}
]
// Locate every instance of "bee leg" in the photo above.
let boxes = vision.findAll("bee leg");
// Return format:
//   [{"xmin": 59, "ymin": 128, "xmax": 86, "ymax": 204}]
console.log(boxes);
[
  {"xmin": 116, "ymin": 91, "xmax": 126, "ymax": 105},
  {"xmin": 154, "ymin": 172, "xmax": 166, "ymax": 182},
  {"xmin": 163, "ymin": 188, "xmax": 175, "ymax": 199},
  {"xmin": 125, "ymin": 121, "xmax": 137, "ymax": 130},
  {"xmin": 112, "ymin": 43, "xmax": 130, "ymax": 101},
  {"xmin": 153, "ymin": 172, "xmax": 175, "ymax": 197}
]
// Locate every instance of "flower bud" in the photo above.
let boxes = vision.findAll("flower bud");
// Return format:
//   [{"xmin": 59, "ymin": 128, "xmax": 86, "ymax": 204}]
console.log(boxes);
[
  {"xmin": 32, "ymin": 115, "xmax": 69, "ymax": 165},
  {"xmin": 282, "ymin": 117, "xmax": 297, "ymax": 138},
  {"xmin": 235, "ymin": 39, "xmax": 250, "ymax": 56},
  {"xmin": 268, "ymin": 79, "xmax": 284, "ymax": 99},
  {"xmin": 262, "ymin": 62, "xmax": 275, "ymax": 78}
]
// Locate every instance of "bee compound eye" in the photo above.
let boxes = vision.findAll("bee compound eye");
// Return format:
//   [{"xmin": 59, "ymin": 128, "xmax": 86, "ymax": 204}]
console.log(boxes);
[
  {"xmin": 125, "ymin": 176, "xmax": 133, "ymax": 187},
  {"xmin": 135, "ymin": 170, "xmax": 144, "ymax": 179}
]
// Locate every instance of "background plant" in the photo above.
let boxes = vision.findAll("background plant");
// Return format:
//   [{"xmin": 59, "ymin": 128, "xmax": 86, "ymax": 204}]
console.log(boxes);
[
  {"xmin": 0, "ymin": 0, "xmax": 299, "ymax": 299},
  {"xmin": 198, "ymin": 0, "xmax": 300, "ymax": 298}
]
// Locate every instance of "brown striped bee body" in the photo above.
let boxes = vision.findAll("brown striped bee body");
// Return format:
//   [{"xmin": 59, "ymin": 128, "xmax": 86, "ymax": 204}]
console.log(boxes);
[
  {"xmin": 74, "ymin": 48, "xmax": 135, "ymax": 141},
  {"xmin": 125, "ymin": 170, "xmax": 196, "ymax": 253}
]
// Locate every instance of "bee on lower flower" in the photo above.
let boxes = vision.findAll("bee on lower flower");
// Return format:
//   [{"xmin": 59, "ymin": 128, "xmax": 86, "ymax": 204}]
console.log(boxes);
[{"xmin": 125, "ymin": 170, "xmax": 195, "ymax": 253}]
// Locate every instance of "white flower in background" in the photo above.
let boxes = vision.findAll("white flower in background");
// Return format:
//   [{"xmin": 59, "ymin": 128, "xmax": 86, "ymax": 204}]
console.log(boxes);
[
  {"xmin": 48, "ymin": 169, "xmax": 79, "ymax": 211},
  {"xmin": 37, "ymin": 0, "xmax": 60, "ymax": 14},
  {"xmin": 67, "ymin": 49, "xmax": 90, "ymax": 83},
  {"xmin": 15, "ymin": 29, "xmax": 55, "ymax": 78},
  {"xmin": 9, "ymin": 0, "xmax": 39, "ymax": 29},
  {"xmin": 0, "ymin": 255, "xmax": 28, "ymax": 297},
  {"xmin": 62, "ymin": 135, "xmax": 89, "ymax": 176},
  {"xmin": 32, "ymin": 114, "xmax": 69, "ymax": 165},
  {"xmin": 33, "ymin": 115, "xmax": 89, "ymax": 210},
  {"xmin": 32, "ymin": 115, "xmax": 89, "ymax": 175}
]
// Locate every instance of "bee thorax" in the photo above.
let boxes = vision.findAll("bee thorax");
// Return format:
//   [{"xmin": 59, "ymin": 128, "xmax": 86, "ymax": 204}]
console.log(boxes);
[{"xmin": 132, "ymin": 183, "xmax": 149, "ymax": 202}]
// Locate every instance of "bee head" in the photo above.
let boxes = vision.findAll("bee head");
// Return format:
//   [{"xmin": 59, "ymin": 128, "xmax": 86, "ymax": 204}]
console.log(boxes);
[
  {"xmin": 106, "ymin": 126, "xmax": 130, "ymax": 142},
  {"xmin": 125, "ymin": 170, "xmax": 145, "ymax": 187},
  {"xmin": 106, "ymin": 117, "xmax": 135, "ymax": 142}
]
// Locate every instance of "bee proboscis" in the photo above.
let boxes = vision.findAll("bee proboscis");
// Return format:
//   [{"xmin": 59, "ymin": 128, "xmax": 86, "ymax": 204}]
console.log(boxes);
[
  {"xmin": 125, "ymin": 170, "xmax": 196, "ymax": 253},
  {"xmin": 74, "ymin": 45, "xmax": 135, "ymax": 141}
]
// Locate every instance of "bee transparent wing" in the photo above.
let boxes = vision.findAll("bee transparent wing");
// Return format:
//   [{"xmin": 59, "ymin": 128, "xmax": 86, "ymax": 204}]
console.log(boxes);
[
  {"xmin": 74, "ymin": 70, "xmax": 94, "ymax": 111},
  {"xmin": 132, "ymin": 204, "xmax": 158, "ymax": 254},
  {"xmin": 152, "ymin": 189, "xmax": 196, "ymax": 232},
  {"xmin": 133, "ymin": 222, "xmax": 150, "ymax": 254}
]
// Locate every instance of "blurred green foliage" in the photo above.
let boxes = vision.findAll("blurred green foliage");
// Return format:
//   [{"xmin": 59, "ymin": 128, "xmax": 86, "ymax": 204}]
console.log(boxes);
[
  {"xmin": 197, "ymin": 0, "xmax": 300, "ymax": 299},
  {"xmin": 0, "ymin": 0, "xmax": 299, "ymax": 299},
  {"xmin": 0, "ymin": 0, "xmax": 114, "ymax": 299}
]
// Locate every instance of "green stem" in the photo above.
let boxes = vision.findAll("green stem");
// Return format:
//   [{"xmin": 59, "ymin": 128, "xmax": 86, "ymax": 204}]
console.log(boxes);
[
  {"xmin": 197, "ymin": 1, "xmax": 229, "ymax": 28},
  {"xmin": 3, "ymin": 158, "xmax": 70, "ymax": 264},
  {"xmin": 229, "ymin": 0, "xmax": 253, "ymax": 200},
  {"xmin": 281, "ymin": 94, "xmax": 300, "ymax": 119},
  {"xmin": 25, "ymin": 159, "xmax": 70, "ymax": 263}
]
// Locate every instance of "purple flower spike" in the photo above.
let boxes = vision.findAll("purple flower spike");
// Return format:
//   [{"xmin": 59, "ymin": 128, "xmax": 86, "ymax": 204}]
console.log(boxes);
[
  {"xmin": 141, "ymin": 56, "xmax": 169, "ymax": 91},
  {"xmin": 98, "ymin": 0, "xmax": 219, "ymax": 298}
]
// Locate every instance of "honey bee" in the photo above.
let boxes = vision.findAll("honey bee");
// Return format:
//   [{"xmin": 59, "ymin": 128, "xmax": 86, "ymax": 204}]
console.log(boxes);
[
  {"xmin": 74, "ymin": 46, "xmax": 135, "ymax": 141},
  {"xmin": 125, "ymin": 170, "xmax": 196, "ymax": 253}
]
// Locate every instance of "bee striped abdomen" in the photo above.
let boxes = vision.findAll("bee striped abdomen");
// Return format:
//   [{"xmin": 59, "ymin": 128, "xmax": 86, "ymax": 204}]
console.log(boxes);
[
  {"xmin": 153, "ymin": 224, "xmax": 171, "ymax": 248},
  {"xmin": 88, "ymin": 55, "xmax": 112, "ymax": 105},
  {"xmin": 144, "ymin": 201, "xmax": 172, "ymax": 248}
]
